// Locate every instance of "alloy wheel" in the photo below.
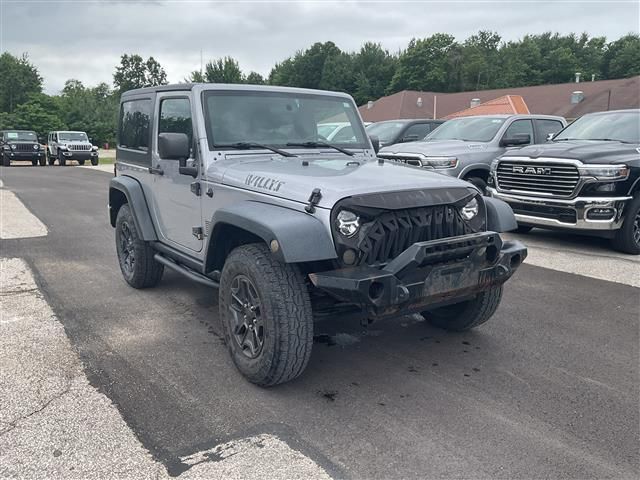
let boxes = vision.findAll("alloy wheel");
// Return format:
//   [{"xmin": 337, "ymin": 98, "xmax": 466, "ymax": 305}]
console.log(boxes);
[{"xmin": 228, "ymin": 275, "xmax": 264, "ymax": 359}]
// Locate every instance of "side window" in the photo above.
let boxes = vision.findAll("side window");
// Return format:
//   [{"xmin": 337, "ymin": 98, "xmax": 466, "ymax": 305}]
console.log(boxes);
[
  {"xmin": 118, "ymin": 99, "xmax": 151, "ymax": 152},
  {"xmin": 535, "ymin": 119, "xmax": 564, "ymax": 143},
  {"xmin": 403, "ymin": 123, "xmax": 432, "ymax": 141},
  {"xmin": 503, "ymin": 120, "xmax": 534, "ymax": 144},
  {"xmin": 158, "ymin": 98, "xmax": 193, "ymax": 148}
]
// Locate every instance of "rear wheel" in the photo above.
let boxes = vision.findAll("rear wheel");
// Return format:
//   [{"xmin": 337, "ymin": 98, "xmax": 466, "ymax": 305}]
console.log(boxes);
[
  {"xmin": 219, "ymin": 243, "xmax": 314, "ymax": 386},
  {"xmin": 422, "ymin": 286, "xmax": 503, "ymax": 332},
  {"xmin": 115, "ymin": 204, "xmax": 164, "ymax": 288},
  {"xmin": 612, "ymin": 195, "xmax": 640, "ymax": 254}
]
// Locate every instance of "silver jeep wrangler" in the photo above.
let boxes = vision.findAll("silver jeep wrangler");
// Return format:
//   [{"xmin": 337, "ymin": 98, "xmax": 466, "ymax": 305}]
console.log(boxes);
[
  {"xmin": 47, "ymin": 130, "xmax": 99, "ymax": 166},
  {"xmin": 109, "ymin": 84, "xmax": 526, "ymax": 386}
]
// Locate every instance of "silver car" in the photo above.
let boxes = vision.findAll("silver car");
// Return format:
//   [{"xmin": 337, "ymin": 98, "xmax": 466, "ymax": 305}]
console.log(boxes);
[{"xmin": 377, "ymin": 114, "xmax": 566, "ymax": 192}]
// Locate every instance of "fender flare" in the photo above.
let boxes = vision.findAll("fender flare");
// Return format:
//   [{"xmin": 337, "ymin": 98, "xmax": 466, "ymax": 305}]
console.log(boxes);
[
  {"xmin": 207, "ymin": 202, "xmax": 337, "ymax": 263},
  {"xmin": 484, "ymin": 197, "xmax": 518, "ymax": 232},
  {"xmin": 458, "ymin": 163, "xmax": 491, "ymax": 179},
  {"xmin": 108, "ymin": 175, "xmax": 157, "ymax": 241}
]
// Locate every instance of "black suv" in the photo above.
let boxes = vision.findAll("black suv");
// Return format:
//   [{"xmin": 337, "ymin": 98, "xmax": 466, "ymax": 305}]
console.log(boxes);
[
  {"xmin": 488, "ymin": 109, "xmax": 640, "ymax": 253},
  {"xmin": 365, "ymin": 119, "xmax": 444, "ymax": 148},
  {"xmin": 0, "ymin": 130, "xmax": 45, "ymax": 166}
]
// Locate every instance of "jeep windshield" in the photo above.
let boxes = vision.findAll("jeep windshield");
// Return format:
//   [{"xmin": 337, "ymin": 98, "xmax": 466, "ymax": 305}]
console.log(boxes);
[
  {"xmin": 553, "ymin": 111, "xmax": 640, "ymax": 144},
  {"xmin": 58, "ymin": 132, "xmax": 88, "ymax": 142},
  {"xmin": 203, "ymin": 90, "xmax": 368, "ymax": 152},
  {"xmin": 426, "ymin": 117, "xmax": 506, "ymax": 143},
  {"xmin": 5, "ymin": 131, "xmax": 37, "ymax": 141}
]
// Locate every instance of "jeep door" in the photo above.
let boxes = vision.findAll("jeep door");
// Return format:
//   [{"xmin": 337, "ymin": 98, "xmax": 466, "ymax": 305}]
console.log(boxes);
[{"xmin": 150, "ymin": 94, "xmax": 203, "ymax": 253}]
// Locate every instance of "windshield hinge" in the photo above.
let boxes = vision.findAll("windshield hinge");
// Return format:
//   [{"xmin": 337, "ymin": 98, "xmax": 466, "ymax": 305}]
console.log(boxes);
[
  {"xmin": 305, "ymin": 188, "xmax": 322, "ymax": 214},
  {"xmin": 192, "ymin": 226, "xmax": 203, "ymax": 240}
]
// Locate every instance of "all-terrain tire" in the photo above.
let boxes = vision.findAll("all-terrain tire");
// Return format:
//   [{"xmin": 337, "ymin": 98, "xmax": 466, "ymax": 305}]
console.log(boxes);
[
  {"xmin": 32, "ymin": 159, "xmax": 38, "ymax": 166},
  {"xmin": 78, "ymin": 159, "xmax": 85, "ymax": 166},
  {"xmin": 611, "ymin": 194, "xmax": 640, "ymax": 254},
  {"xmin": 58, "ymin": 154, "xmax": 66, "ymax": 166},
  {"xmin": 91, "ymin": 157, "xmax": 99, "ymax": 166},
  {"xmin": 115, "ymin": 204, "xmax": 164, "ymax": 288},
  {"xmin": 423, "ymin": 286, "xmax": 503, "ymax": 332},
  {"xmin": 219, "ymin": 243, "xmax": 314, "ymax": 386},
  {"xmin": 38, "ymin": 156, "xmax": 46, "ymax": 166},
  {"xmin": 514, "ymin": 225, "xmax": 533, "ymax": 234},
  {"xmin": 1, "ymin": 154, "xmax": 9, "ymax": 166},
  {"xmin": 47, "ymin": 152, "xmax": 55, "ymax": 165},
  {"xmin": 466, "ymin": 176, "xmax": 487, "ymax": 195}
]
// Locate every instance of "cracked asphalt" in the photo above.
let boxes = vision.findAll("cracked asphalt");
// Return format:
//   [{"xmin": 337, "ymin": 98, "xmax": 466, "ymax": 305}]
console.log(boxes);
[{"xmin": 0, "ymin": 166, "xmax": 638, "ymax": 479}]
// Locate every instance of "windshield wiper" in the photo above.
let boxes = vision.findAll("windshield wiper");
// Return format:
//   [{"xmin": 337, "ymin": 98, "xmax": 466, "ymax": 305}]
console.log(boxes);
[
  {"xmin": 214, "ymin": 142, "xmax": 297, "ymax": 158},
  {"xmin": 286, "ymin": 141, "xmax": 354, "ymax": 156}
]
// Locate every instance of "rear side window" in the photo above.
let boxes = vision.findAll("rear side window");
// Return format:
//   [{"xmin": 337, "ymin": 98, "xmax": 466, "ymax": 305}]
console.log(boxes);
[
  {"xmin": 535, "ymin": 119, "xmax": 564, "ymax": 143},
  {"xmin": 119, "ymin": 99, "xmax": 151, "ymax": 152}
]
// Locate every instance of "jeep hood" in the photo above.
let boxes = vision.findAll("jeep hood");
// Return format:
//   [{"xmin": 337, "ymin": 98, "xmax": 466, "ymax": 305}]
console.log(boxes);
[
  {"xmin": 506, "ymin": 140, "xmax": 640, "ymax": 164},
  {"xmin": 217, "ymin": 154, "xmax": 470, "ymax": 208},
  {"xmin": 379, "ymin": 139, "xmax": 491, "ymax": 156}
]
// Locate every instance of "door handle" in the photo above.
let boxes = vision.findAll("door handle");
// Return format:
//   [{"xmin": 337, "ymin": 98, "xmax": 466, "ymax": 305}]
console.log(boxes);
[{"xmin": 148, "ymin": 166, "xmax": 164, "ymax": 175}]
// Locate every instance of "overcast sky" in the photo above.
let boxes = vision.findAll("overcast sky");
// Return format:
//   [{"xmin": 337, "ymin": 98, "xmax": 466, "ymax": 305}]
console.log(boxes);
[{"xmin": 1, "ymin": 0, "xmax": 638, "ymax": 94}]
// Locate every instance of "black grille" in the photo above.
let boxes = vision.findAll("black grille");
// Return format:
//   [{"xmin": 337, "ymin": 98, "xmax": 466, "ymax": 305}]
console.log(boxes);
[
  {"xmin": 509, "ymin": 202, "xmax": 577, "ymax": 223},
  {"xmin": 496, "ymin": 160, "xmax": 579, "ymax": 197},
  {"xmin": 15, "ymin": 143, "xmax": 36, "ymax": 152},
  {"xmin": 358, "ymin": 206, "xmax": 473, "ymax": 265}
]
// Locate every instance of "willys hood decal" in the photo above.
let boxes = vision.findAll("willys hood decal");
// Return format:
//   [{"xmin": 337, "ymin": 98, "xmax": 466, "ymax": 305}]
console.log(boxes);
[{"xmin": 213, "ymin": 154, "xmax": 470, "ymax": 209}]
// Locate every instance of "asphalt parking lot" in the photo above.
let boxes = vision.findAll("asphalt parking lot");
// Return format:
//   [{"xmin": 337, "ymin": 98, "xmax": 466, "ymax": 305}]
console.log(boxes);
[{"xmin": 1, "ymin": 166, "xmax": 638, "ymax": 479}]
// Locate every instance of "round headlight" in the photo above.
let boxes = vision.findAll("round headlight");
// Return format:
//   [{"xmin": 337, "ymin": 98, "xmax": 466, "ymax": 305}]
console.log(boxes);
[
  {"xmin": 10, "ymin": 144, "xmax": 16, "ymax": 150},
  {"xmin": 336, "ymin": 210, "xmax": 360, "ymax": 238},
  {"xmin": 33, "ymin": 144, "xmax": 39, "ymax": 150},
  {"xmin": 460, "ymin": 197, "xmax": 479, "ymax": 220}
]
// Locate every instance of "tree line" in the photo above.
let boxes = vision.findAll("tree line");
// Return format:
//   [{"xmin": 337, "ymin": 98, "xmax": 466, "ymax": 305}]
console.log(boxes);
[{"xmin": 1, "ymin": 31, "xmax": 638, "ymax": 145}]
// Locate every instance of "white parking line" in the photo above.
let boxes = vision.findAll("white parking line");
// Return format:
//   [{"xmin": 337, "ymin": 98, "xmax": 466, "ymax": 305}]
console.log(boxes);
[
  {"xmin": 0, "ymin": 189, "xmax": 48, "ymax": 239},
  {"xmin": 0, "ymin": 257, "xmax": 331, "ymax": 478}
]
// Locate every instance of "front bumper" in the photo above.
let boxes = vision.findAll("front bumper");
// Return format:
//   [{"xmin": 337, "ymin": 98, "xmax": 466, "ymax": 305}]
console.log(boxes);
[
  {"xmin": 488, "ymin": 187, "xmax": 630, "ymax": 231},
  {"xmin": 4, "ymin": 150, "xmax": 44, "ymax": 161},
  {"xmin": 61, "ymin": 150, "xmax": 98, "ymax": 160},
  {"xmin": 309, "ymin": 232, "xmax": 526, "ymax": 317}
]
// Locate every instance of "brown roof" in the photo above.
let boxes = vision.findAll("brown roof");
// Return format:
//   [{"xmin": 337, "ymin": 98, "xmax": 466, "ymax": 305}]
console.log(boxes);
[
  {"xmin": 359, "ymin": 76, "xmax": 640, "ymax": 121},
  {"xmin": 445, "ymin": 95, "xmax": 530, "ymax": 118}
]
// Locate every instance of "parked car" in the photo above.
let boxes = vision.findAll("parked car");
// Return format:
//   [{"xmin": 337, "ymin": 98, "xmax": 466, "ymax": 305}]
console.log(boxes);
[
  {"xmin": 365, "ymin": 119, "xmax": 444, "ymax": 147},
  {"xmin": 0, "ymin": 130, "xmax": 46, "ymax": 166},
  {"xmin": 488, "ymin": 109, "xmax": 640, "ymax": 254},
  {"xmin": 317, "ymin": 122, "xmax": 357, "ymax": 142},
  {"xmin": 108, "ymin": 83, "xmax": 526, "ymax": 386},
  {"xmin": 377, "ymin": 114, "xmax": 567, "ymax": 193},
  {"xmin": 47, "ymin": 130, "xmax": 99, "ymax": 166}
]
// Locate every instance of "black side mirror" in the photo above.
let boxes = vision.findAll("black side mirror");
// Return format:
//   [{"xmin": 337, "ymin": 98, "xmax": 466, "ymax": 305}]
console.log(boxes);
[
  {"xmin": 369, "ymin": 135, "xmax": 380, "ymax": 154},
  {"xmin": 158, "ymin": 132, "xmax": 197, "ymax": 177},
  {"xmin": 501, "ymin": 133, "xmax": 530, "ymax": 147}
]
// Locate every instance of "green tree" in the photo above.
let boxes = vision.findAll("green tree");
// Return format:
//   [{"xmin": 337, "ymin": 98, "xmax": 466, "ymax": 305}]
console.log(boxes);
[
  {"xmin": 352, "ymin": 42, "xmax": 397, "ymax": 105},
  {"xmin": 245, "ymin": 71, "xmax": 265, "ymax": 85},
  {"xmin": 4, "ymin": 97, "xmax": 65, "ymax": 139},
  {"xmin": 602, "ymin": 34, "xmax": 640, "ymax": 79},
  {"xmin": 204, "ymin": 57, "xmax": 244, "ymax": 83},
  {"xmin": 113, "ymin": 54, "xmax": 168, "ymax": 92},
  {"xmin": 319, "ymin": 52, "xmax": 356, "ymax": 93},
  {"xmin": 460, "ymin": 31, "xmax": 501, "ymax": 90},
  {"xmin": 0, "ymin": 52, "xmax": 43, "ymax": 113},
  {"xmin": 388, "ymin": 34, "xmax": 459, "ymax": 93}
]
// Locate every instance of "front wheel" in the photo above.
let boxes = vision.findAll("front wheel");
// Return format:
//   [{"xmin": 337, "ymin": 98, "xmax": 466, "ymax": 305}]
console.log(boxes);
[
  {"xmin": 612, "ymin": 195, "xmax": 640, "ymax": 254},
  {"xmin": 91, "ymin": 157, "xmax": 99, "ymax": 166},
  {"xmin": 58, "ymin": 154, "xmax": 66, "ymax": 166},
  {"xmin": 219, "ymin": 243, "xmax": 314, "ymax": 386},
  {"xmin": 32, "ymin": 159, "xmax": 38, "ymax": 166},
  {"xmin": 38, "ymin": 156, "xmax": 46, "ymax": 166},
  {"xmin": 465, "ymin": 176, "xmax": 487, "ymax": 195},
  {"xmin": 78, "ymin": 159, "xmax": 85, "ymax": 166},
  {"xmin": 47, "ymin": 152, "xmax": 55, "ymax": 165},
  {"xmin": 115, "ymin": 204, "xmax": 164, "ymax": 288},
  {"xmin": 1, "ymin": 154, "xmax": 10, "ymax": 167},
  {"xmin": 422, "ymin": 286, "xmax": 503, "ymax": 332},
  {"xmin": 514, "ymin": 225, "xmax": 533, "ymax": 234}
]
